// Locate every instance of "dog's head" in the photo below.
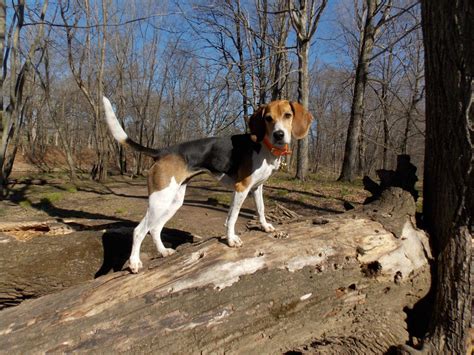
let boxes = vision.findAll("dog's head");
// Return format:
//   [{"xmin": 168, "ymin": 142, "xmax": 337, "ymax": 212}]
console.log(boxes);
[{"xmin": 248, "ymin": 100, "xmax": 313, "ymax": 146}]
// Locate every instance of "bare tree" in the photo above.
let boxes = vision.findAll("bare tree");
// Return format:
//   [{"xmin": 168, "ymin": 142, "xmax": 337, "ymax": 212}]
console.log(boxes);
[
  {"xmin": 399, "ymin": 23, "xmax": 423, "ymax": 155},
  {"xmin": 189, "ymin": 1, "xmax": 251, "ymax": 122},
  {"xmin": 338, "ymin": 0, "xmax": 393, "ymax": 182},
  {"xmin": 308, "ymin": 65, "xmax": 353, "ymax": 176},
  {"xmin": 37, "ymin": 43, "xmax": 78, "ymax": 180},
  {"xmin": 107, "ymin": 11, "xmax": 132, "ymax": 175},
  {"xmin": 0, "ymin": 0, "xmax": 8, "ymax": 194},
  {"xmin": 288, "ymin": 0, "xmax": 328, "ymax": 181},
  {"xmin": 0, "ymin": 0, "xmax": 48, "ymax": 195},
  {"xmin": 60, "ymin": 0, "xmax": 108, "ymax": 181},
  {"xmin": 126, "ymin": 24, "xmax": 159, "ymax": 175},
  {"xmin": 269, "ymin": 0, "xmax": 291, "ymax": 101}
]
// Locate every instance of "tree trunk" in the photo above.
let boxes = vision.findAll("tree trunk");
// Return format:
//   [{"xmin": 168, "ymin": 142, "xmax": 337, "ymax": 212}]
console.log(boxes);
[
  {"xmin": 295, "ymin": 40, "xmax": 310, "ymax": 180},
  {"xmin": 339, "ymin": 0, "xmax": 378, "ymax": 182},
  {"xmin": 414, "ymin": 1, "xmax": 473, "ymax": 353},
  {"xmin": 401, "ymin": 71, "xmax": 421, "ymax": 156},
  {"xmin": 60, "ymin": 0, "xmax": 107, "ymax": 182},
  {"xmin": 381, "ymin": 48, "xmax": 394, "ymax": 170},
  {"xmin": 401, "ymin": 36, "xmax": 423, "ymax": 156},
  {"xmin": 257, "ymin": 0, "xmax": 268, "ymax": 104},
  {"xmin": 135, "ymin": 117, "xmax": 145, "ymax": 176},
  {"xmin": 270, "ymin": 2, "xmax": 289, "ymax": 101},
  {"xmin": 289, "ymin": 0, "xmax": 327, "ymax": 181},
  {"xmin": 0, "ymin": 0, "xmax": 37, "ymax": 196},
  {"xmin": 383, "ymin": 117, "xmax": 389, "ymax": 169},
  {"xmin": 0, "ymin": 1, "xmax": 5, "ymax": 192},
  {"xmin": 44, "ymin": 50, "xmax": 77, "ymax": 181},
  {"xmin": 234, "ymin": 0, "xmax": 249, "ymax": 119},
  {"xmin": 358, "ymin": 117, "xmax": 366, "ymax": 174},
  {"xmin": 0, "ymin": 1, "xmax": 14, "ymax": 195},
  {"xmin": 94, "ymin": 0, "xmax": 108, "ymax": 182}
]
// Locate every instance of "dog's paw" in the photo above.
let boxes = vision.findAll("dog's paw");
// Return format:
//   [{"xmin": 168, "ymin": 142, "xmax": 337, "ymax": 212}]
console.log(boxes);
[
  {"xmin": 262, "ymin": 222, "xmax": 276, "ymax": 233},
  {"xmin": 227, "ymin": 235, "xmax": 243, "ymax": 247},
  {"xmin": 129, "ymin": 258, "xmax": 143, "ymax": 274},
  {"xmin": 159, "ymin": 247, "xmax": 176, "ymax": 257}
]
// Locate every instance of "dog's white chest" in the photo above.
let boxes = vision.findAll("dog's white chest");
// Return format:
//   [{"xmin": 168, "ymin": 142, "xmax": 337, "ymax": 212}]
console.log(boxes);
[{"xmin": 251, "ymin": 153, "xmax": 280, "ymax": 187}]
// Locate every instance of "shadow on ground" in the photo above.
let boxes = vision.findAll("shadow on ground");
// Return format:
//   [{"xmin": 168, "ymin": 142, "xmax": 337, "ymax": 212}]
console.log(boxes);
[{"xmin": 95, "ymin": 225, "xmax": 194, "ymax": 278}]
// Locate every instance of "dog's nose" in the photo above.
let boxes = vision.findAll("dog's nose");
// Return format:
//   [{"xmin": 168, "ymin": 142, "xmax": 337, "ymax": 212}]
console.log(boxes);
[{"xmin": 273, "ymin": 130, "xmax": 284, "ymax": 141}]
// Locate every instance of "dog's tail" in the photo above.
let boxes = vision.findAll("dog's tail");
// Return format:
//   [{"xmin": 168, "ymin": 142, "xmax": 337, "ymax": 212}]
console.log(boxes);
[{"xmin": 102, "ymin": 96, "xmax": 161, "ymax": 158}]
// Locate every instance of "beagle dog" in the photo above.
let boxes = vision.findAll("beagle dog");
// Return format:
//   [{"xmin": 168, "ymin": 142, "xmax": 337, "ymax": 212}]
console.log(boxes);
[{"xmin": 102, "ymin": 97, "xmax": 313, "ymax": 273}]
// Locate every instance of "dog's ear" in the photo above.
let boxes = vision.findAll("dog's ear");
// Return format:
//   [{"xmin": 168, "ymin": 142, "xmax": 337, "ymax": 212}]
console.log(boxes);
[
  {"xmin": 290, "ymin": 102, "xmax": 313, "ymax": 139},
  {"xmin": 247, "ymin": 105, "xmax": 267, "ymax": 142}
]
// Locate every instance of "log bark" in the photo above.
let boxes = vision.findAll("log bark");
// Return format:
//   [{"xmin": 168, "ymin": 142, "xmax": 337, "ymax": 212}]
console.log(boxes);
[{"xmin": 0, "ymin": 189, "xmax": 432, "ymax": 353}]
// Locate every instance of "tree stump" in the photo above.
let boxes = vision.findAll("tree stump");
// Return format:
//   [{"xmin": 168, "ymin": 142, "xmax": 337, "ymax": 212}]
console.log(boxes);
[{"xmin": 363, "ymin": 154, "xmax": 419, "ymax": 204}]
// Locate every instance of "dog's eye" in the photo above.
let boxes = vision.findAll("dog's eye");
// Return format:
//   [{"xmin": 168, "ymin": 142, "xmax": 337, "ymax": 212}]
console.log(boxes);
[
  {"xmin": 264, "ymin": 116, "xmax": 273, "ymax": 123},
  {"xmin": 284, "ymin": 113, "xmax": 292, "ymax": 119}
]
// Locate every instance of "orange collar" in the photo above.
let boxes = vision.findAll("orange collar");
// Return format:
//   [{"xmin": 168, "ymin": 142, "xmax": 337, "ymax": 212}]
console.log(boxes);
[{"xmin": 262, "ymin": 136, "xmax": 291, "ymax": 157}]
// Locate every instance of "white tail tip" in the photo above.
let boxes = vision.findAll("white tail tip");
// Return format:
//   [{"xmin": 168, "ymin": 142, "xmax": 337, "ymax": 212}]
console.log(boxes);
[{"xmin": 102, "ymin": 96, "xmax": 128, "ymax": 143}]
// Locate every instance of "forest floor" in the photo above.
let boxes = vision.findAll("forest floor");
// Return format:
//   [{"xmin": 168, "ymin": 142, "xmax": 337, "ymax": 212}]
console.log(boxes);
[{"xmin": 1, "ymin": 170, "xmax": 369, "ymax": 242}]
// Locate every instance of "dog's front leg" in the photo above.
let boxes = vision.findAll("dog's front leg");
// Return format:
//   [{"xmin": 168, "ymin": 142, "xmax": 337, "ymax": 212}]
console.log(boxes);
[
  {"xmin": 253, "ymin": 184, "xmax": 275, "ymax": 233},
  {"xmin": 225, "ymin": 190, "xmax": 250, "ymax": 247}
]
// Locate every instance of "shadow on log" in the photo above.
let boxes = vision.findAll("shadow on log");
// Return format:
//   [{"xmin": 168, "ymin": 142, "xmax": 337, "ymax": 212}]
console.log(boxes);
[{"xmin": 0, "ymin": 187, "xmax": 432, "ymax": 353}]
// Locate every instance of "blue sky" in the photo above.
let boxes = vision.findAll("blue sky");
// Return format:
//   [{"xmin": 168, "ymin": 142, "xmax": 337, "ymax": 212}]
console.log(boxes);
[{"xmin": 14, "ymin": 0, "xmax": 352, "ymax": 74}]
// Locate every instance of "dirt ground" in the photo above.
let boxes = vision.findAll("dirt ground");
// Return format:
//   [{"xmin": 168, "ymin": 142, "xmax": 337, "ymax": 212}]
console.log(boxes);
[{"xmin": 1, "ymin": 171, "xmax": 369, "ymax": 243}]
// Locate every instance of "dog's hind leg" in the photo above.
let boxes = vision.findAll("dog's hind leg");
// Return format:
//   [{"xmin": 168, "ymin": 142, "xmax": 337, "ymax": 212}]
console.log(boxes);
[
  {"xmin": 129, "ymin": 212, "xmax": 149, "ymax": 273},
  {"xmin": 148, "ymin": 183, "xmax": 187, "ymax": 258}
]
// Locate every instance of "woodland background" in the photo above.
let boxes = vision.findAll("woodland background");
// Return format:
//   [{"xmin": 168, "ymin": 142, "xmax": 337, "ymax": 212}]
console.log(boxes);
[{"xmin": 0, "ymin": 0, "xmax": 424, "ymax": 189}]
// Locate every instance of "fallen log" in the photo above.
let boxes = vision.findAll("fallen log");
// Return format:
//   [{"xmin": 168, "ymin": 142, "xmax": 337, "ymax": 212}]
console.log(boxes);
[
  {"xmin": 0, "ymin": 220, "xmax": 193, "ymax": 309},
  {"xmin": 0, "ymin": 188, "xmax": 432, "ymax": 353}
]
